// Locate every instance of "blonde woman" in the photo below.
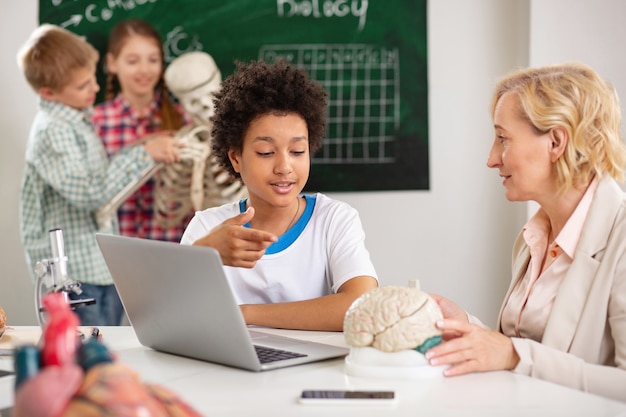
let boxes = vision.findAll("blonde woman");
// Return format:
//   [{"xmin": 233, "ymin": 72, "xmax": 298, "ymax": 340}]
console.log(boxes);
[{"xmin": 427, "ymin": 62, "xmax": 626, "ymax": 402}]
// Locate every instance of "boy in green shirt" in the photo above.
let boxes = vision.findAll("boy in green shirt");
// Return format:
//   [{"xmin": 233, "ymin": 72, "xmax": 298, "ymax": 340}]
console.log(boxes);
[{"xmin": 17, "ymin": 24, "xmax": 181, "ymax": 325}]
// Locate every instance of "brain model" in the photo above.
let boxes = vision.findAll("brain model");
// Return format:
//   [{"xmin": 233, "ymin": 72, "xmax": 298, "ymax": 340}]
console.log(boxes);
[{"xmin": 344, "ymin": 286, "xmax": 443, "ymax": 353}]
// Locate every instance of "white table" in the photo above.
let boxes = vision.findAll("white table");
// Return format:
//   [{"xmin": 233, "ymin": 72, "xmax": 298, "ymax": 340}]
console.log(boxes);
[{"xmin": 1, "ymin": 326, "xmax": 626, "ymax": 417}]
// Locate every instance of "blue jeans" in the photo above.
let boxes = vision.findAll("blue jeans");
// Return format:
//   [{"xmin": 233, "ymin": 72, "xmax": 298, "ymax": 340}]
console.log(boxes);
[{"xmin": 68, "ymin": 283, "xmax": 125, "ymax": 326}]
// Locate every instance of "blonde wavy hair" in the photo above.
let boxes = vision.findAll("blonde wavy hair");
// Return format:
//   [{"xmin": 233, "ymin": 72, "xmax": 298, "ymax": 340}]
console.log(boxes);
[{"xmin": 491, "ymin": 62, "xmax": 626, "ymax": 193}]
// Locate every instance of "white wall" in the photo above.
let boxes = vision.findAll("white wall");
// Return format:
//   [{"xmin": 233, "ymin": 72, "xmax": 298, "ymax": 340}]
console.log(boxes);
[
  {"xmin": 1, "ymin": 1, "xmax": 39, "ymax": 325},
  {"xmin": 4, "ymin": 0, "xmax": 623, "ymax": 327},
  {"xmin": 339, "ymin": 0, "xmax": 529, "ymax": 326},
  {"xmin": 523, "ymin": 0, "xmax": 626, "ymax": 217},
  {"xmin": 530, "ymin": 0, "xmax": 626, "ymax": 144}
]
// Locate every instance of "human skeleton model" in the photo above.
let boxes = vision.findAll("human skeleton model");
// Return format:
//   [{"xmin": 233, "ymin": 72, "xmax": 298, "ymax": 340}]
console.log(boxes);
[{"xmin": 95, "ymin": 51, "xmax": 247, "ymax": 229}]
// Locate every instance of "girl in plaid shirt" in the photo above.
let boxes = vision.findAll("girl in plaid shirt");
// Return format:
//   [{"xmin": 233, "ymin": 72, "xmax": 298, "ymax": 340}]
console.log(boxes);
[{"xmin": 92, "ymin": 19, "xmax": 192, "ymax": 243}]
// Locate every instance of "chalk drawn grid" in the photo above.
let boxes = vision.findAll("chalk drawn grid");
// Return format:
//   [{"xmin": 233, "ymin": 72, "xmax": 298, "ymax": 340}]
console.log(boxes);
[{"xmin": 259, "ymin": 44, "xmax": 399, "ymax": 165}]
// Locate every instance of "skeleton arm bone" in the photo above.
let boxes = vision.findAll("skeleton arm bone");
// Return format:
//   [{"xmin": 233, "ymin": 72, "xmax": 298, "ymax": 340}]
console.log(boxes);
[{"xmin": 94, "ymin": 163, "xmax": 162, "ymax": 228}]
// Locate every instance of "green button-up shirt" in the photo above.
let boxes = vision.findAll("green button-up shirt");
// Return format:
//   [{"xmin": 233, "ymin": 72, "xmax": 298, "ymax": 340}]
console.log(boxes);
[{"xmin": 20, "ymin": 98, "xmax": 154, "ymax": 285}]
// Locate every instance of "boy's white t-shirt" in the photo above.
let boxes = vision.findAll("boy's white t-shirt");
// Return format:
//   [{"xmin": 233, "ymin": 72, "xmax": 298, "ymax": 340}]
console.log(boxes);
[{"xmin": 180, "ymin": 193, "xmax": 378, "ymax": 304}]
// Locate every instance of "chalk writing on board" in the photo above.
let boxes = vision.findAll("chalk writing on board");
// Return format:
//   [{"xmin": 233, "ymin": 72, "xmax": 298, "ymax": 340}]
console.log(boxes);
[
  {"xmin": 260, "ymin": 44, "xmax": 399, "ymax": 164},
  {"xmin": 39, "ymin": 0, "xmax": 428, "ymax": 191},
  {"xmin": 276, "ymin": 0, "xmax": 369, "ymax": 31},
  {"xmin": 51, "ymin": 0, "xmax": 201, "ymax": 64},
  {"xmin": 56, "ymin": 0, "xmax": 158, "ymax": 28},
  {"xmin": 163, "ymin": 26, "xmax": 203, "ymax": 63}
]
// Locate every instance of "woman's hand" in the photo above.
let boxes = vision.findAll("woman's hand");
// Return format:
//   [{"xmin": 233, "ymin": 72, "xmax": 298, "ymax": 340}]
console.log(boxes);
[
  {"xmin": 425, "ymin": 319, "xmax": 520, "ymax": 376},
  {"xmin": 429, "ymin": 293, "xmax": 468, "ymax": 322},
  {"xmin": 428, "ymin": 293, "xmax": 469, "ymax": 340}
]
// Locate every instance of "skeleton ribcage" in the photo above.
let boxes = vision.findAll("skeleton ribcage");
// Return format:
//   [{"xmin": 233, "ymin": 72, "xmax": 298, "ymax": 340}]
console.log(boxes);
[
  {"xmin": 153, "ymin": 124, "xmax": 248, "ymax": 228},
  {"xmin": 95, "ymin": 124, "xmax": 247, "ymax": 230}
]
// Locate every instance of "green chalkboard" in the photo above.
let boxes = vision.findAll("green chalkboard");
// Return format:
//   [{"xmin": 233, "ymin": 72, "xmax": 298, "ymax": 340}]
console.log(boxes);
[{"xmin": 39, "ymin": 0, "xmax": 428, "ymax": 192}]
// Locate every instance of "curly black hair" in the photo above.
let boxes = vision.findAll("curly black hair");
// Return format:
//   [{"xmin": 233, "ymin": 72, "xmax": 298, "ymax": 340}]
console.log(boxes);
[{"xmin": 211, "ymin": 59, "xmax": 328, "ymax": 178}]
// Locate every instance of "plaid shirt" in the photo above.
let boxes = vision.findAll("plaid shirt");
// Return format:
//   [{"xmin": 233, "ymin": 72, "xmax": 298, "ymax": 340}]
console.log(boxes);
[
  {"xmin": 92, "ymin": 94, "xmax": 193, "ymax": 242},
  {"xmin": 20, "ymin": 98, "xmax": 154, "ymax": 285}
]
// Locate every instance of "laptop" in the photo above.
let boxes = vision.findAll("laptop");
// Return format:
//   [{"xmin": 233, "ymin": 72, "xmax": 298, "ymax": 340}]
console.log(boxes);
[{"xmin": 95, "ymin": 233, "xmax": 348, "ymax": 371}]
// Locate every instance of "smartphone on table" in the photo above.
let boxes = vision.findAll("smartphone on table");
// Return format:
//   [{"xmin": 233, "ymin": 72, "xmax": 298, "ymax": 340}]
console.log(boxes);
[{"xmin": 299, "ymin": 390, "xmax": 396, "ymax": 405}]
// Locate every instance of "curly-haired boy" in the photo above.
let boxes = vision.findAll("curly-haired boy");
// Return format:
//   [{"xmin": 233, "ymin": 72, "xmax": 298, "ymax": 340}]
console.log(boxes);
[{"xmin": 181, "ymin": 60, "xmax": 378, "ymax": 331}]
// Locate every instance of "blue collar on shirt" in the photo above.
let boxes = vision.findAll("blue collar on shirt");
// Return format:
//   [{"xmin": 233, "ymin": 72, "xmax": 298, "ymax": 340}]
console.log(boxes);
[{"xmin": 239, "ymin": 194, "xmax": 316, "ymax": 254}]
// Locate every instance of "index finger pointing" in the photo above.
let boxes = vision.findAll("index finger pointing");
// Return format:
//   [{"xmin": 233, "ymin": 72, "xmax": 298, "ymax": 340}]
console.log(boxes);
[{"xmin": 236, "ymin": 227, "xmax": 277, "ymax": 244}]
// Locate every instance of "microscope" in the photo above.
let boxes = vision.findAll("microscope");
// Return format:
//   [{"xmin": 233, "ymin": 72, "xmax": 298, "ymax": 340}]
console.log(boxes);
[{"xmin": 34, "ymin": 228, "xmax": 95, "ymax": 326}]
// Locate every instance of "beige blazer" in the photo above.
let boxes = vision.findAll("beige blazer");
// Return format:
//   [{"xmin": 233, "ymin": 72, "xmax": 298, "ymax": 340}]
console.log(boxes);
[{"xmin": 496, "ymin": 177, "xmax": 626, "ymax": 403}]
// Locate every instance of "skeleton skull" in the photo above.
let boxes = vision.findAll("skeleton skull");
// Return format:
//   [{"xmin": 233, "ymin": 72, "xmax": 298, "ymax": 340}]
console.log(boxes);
[{"xmin": 165, "ymin": 51, "xmax": 222, "ymax": 125}]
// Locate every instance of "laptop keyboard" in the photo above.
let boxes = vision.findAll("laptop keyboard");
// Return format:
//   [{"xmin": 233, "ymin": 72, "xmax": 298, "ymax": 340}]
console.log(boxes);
[{"xmin": 254, "ymin": 345, "xmax": 308, "ymax": 363}]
